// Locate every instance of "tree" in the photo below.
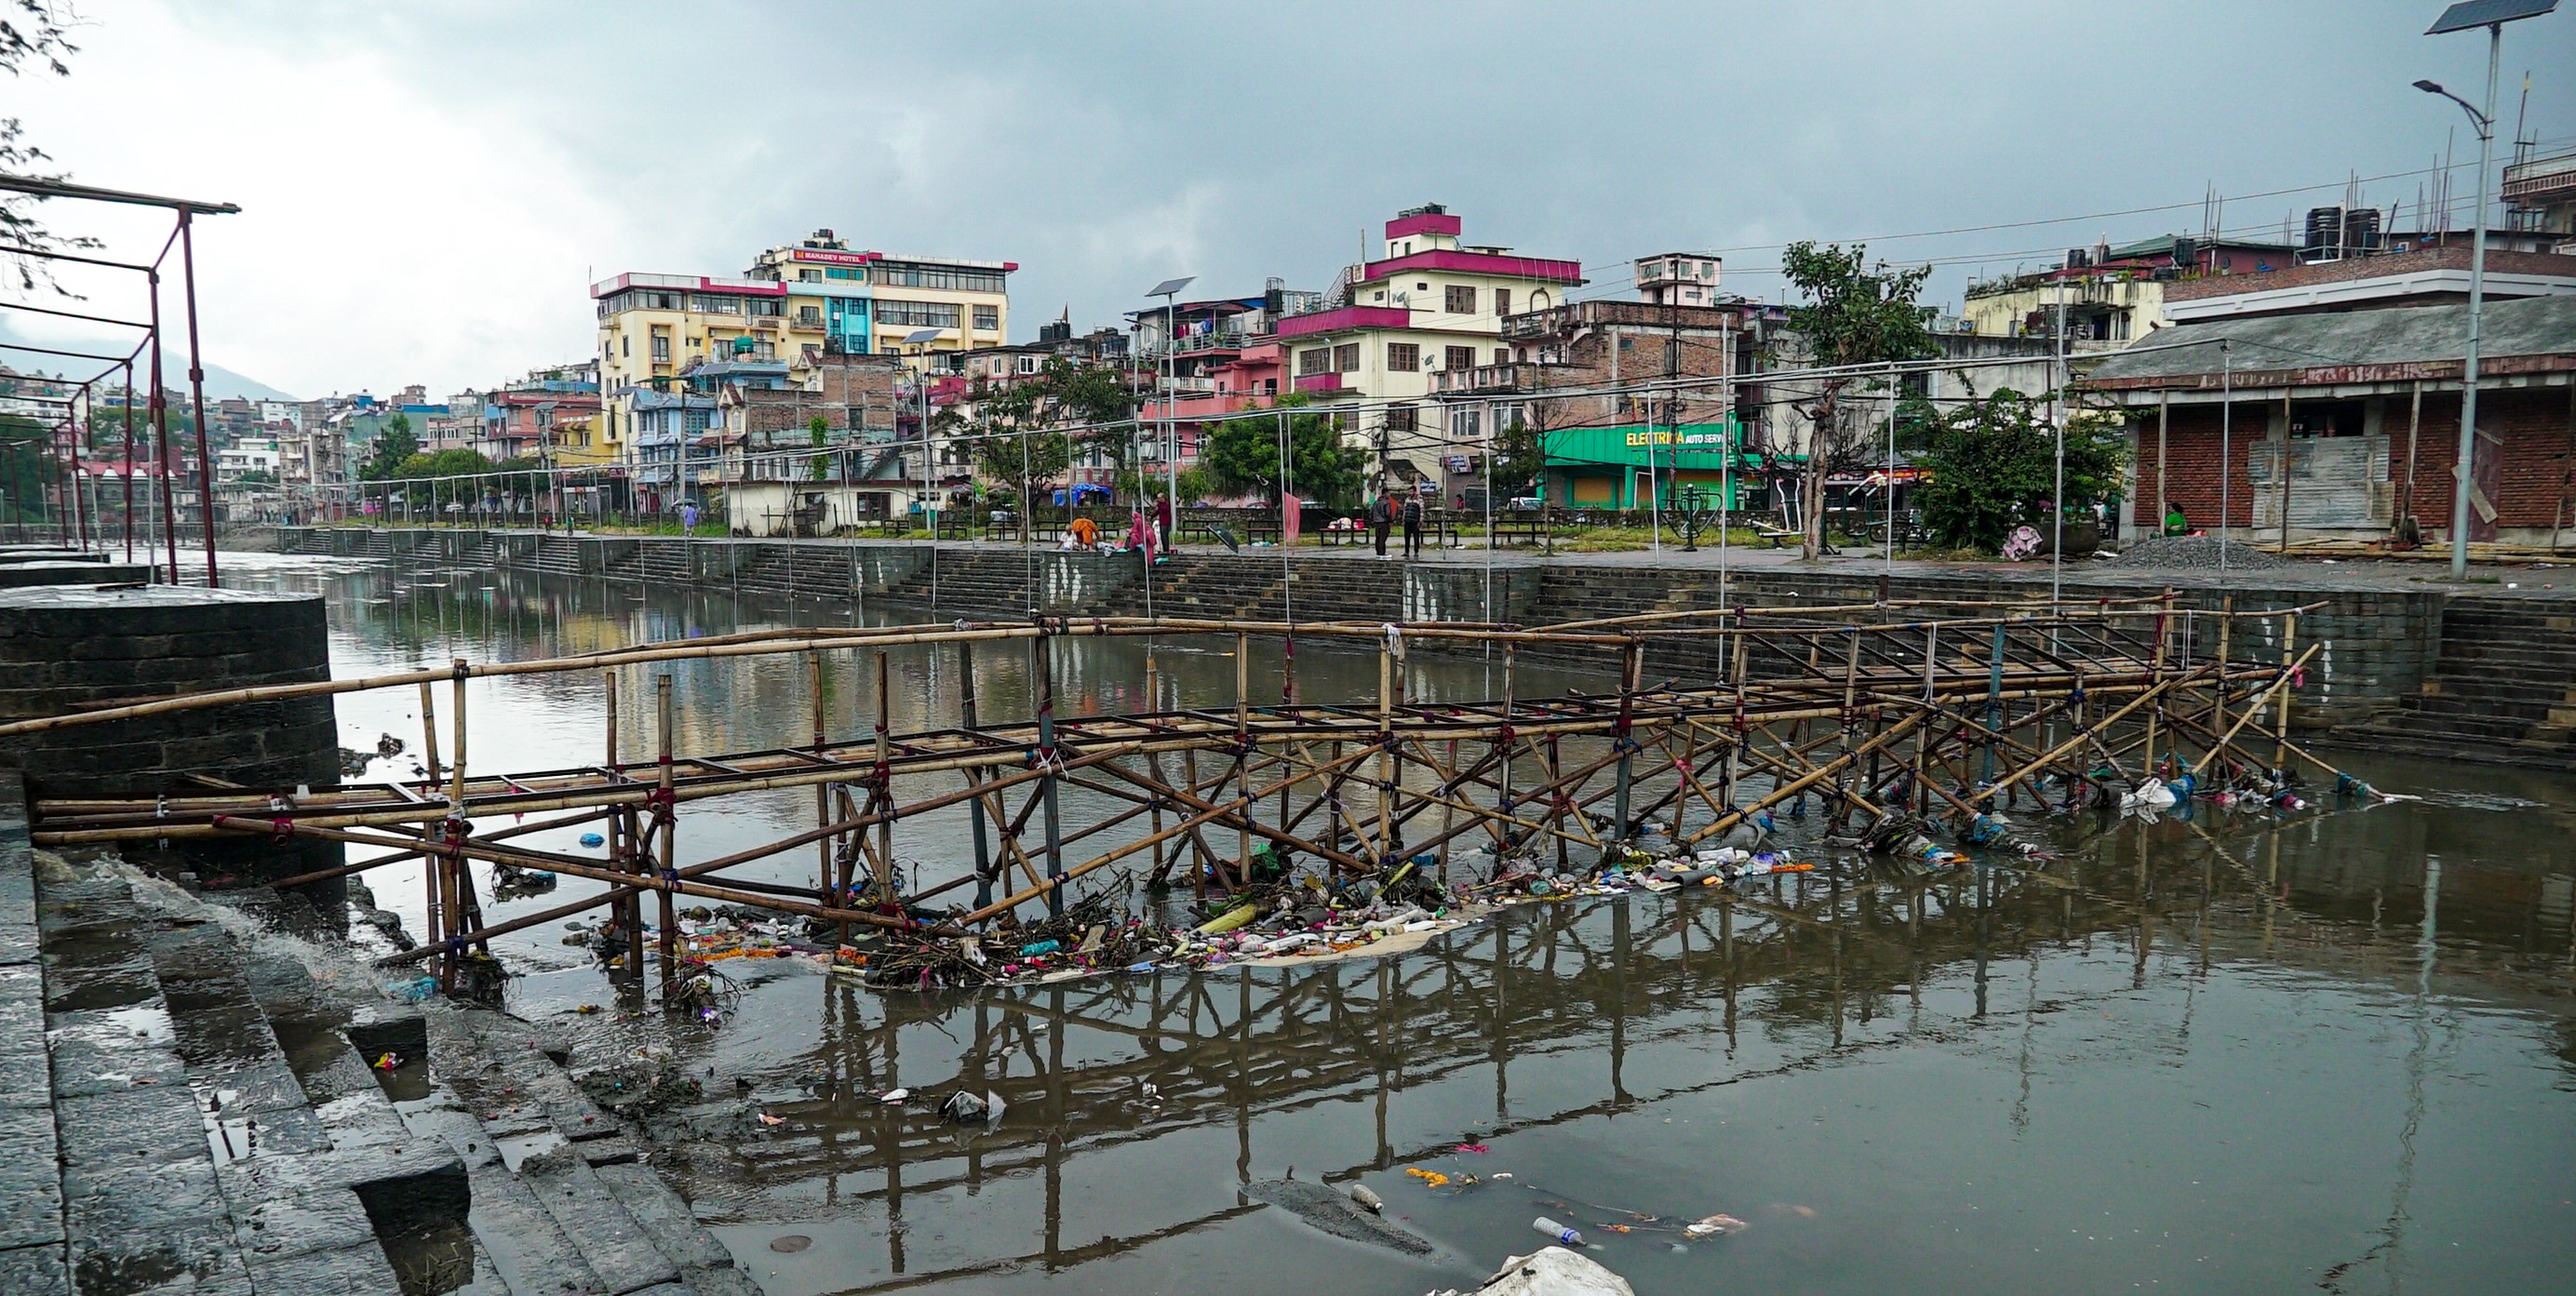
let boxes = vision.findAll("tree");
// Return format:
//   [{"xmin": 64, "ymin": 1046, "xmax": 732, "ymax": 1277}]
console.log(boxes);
[
  {"xmin": 1778, "ymin": 241, "xmax": 1934, "ymax": 558},
  {"xmin": 808, "ymin": 414, "xmax": 830, "ymax": 482},
  {"xmin": 358, "ymin": 416, "xmax": 419, "ymax": 482},
  {"xmin": 1201, "ymin": 394, "xmax": 1361, "ymax": 508},
  {"xmin": 1490, "ymin": 414, "xmax": 1547, "ymax": 501},
  {"xmin": 1914, "ymin": 388, "xmax": 2127, "ymax": 554},
  {"xmin": 1, "ymin": 2, "xmax": 97, "ymax": 295}
]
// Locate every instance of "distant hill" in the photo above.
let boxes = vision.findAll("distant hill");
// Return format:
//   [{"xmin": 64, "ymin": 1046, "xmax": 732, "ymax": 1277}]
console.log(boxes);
[{"xmin": 0, "ymin": 316, "xmax": 296, "ymax": 402}]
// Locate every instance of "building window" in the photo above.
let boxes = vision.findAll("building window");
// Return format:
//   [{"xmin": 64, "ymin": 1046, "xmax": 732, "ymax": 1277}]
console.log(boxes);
[
  {"xmin": 1444, "ymin": 345, "xmax": 1475, "ymax": 371},
  {"xmin": 798, "ymin": 305, "xmax": 824, "ymax": 327},
  {"xmin": 1300, "ymin": 348, "xmax": 1334, "ymax": 377},
  {"xmin": 651, "ymin": 329, "xmax": 671, "ymax": 362},
  {"xmin": 1387, "ymin": 342, "xmax": 1419, "ymax": 371},
  {"xmin": 1334, "ymin": 343, "xmax": 1361, "ymax": 372},
  {"xmin": 1494, "ymin": 347, "xmax": 1509, "ymax": 365},
  {"xmin": 825, "ymin": 267, "xmax": 861, "ymax": 280},
  {"xmin": 747, "ymin": 298, "xmax": 783, "ymax": 316},
  {"xmin": 1387, "ymin": 404, "xmax": 1418, "ymax": 433},
  {"xmin": 1494, "ymin": 287, "xmax": 1511, "ymax": 315},
  {"xmin": 1444, "ymin": 285, "xmax": 1476, "ymax": 314},
  {"xmin": 973, "ymin": 305, "xmax": 1000, "ymax": 332},
  {"xmin": 799, "ymin": 270, "xmax": 821, "ymax": 282},
  {"xmin": 691, "ymin": 294, "xmax": 741, "ymax": 314},
  {"xmin": 876, "ymin": 301, "xmax": 962, "ymax": 329}
]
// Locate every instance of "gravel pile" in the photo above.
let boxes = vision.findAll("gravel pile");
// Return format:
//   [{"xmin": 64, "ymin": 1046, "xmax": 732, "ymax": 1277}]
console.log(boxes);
[{"xmin": 2109, "ymin": 536, "xmax": 2288, "ymax": 570}]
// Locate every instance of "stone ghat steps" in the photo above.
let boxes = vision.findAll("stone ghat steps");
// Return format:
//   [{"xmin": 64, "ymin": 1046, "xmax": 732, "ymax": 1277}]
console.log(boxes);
[
  {"xmin": 19, "ymin": 849, "xmax": 442, "ymax": 1294},
  {"xmin": 2335, "ymin": 597, "xmax": 2576, "ymax": 767},
  {"xmin": 7, "ymin": 770, "xmax": 752, "ymax": 1295},
  {"xmin": 398, "ymin": 1005, "xmax": 757, "ymax": 1296}
]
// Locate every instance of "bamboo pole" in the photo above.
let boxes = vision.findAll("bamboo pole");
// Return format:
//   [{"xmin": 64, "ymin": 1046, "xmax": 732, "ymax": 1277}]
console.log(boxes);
[
  {"xmin": 655, "ymin": 673, "xmax": 678, "ymax": 990},
  {"xmin": 1235, "ymin": 631, "xmax": 1253, "ymax": 888},
  {"xmin": 417, "ymin": 678, "xmax": 444, "ymax": 953},
  {"xmin": 2272, "ymin": 611, "xmax": 2298, "ymax": 774}
]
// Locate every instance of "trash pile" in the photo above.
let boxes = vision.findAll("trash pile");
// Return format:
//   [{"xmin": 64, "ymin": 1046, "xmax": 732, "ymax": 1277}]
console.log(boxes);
[
  {"xmin": 2117, "ymin": 760, "xmax": 2316, "ymax": 820},
  {"xmin": 858, "ymin": 866, "xmax": 1479, "ymax": 991},
  {"xmin": 861, "ymin": 888, "xmax": 1170, "ymax": 990}
]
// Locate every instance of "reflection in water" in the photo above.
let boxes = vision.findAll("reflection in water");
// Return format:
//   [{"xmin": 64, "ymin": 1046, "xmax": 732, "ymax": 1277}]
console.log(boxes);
[{"xmin": 218, "ymin": 551, "xmax": 2576, "ymax": 1296}]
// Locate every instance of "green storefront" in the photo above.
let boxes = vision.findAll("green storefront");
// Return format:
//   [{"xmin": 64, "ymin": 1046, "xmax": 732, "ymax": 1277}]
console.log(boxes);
[{"xmin": 1540, "ymin": 421, "xmax": 1762, "ymax": 510}]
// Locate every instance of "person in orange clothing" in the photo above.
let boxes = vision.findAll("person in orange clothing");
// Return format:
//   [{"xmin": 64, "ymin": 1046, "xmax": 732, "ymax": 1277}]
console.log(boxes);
[{"xmin": 1067, "ymin": 515, "xmax": 1100, "ymax": 551}]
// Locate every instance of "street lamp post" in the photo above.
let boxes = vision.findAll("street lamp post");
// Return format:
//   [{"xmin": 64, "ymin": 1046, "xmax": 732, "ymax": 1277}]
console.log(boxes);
[
  {"xmin": 1147, "ymin": 277, "xmax": 1194, "ymax": 552},
  {"xmin": 2420, "ymin": 0, "xmax": 2559, "ymax": 578}
]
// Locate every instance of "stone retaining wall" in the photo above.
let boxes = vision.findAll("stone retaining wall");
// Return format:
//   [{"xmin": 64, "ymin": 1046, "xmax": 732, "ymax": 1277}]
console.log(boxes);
[
  {"xmin": 280, "ymin": 526, "xmax": 2441, "ymax": 731},
  {"xmin": 0, "ymin": 585, "xmax": 342, "ymax": 888}
]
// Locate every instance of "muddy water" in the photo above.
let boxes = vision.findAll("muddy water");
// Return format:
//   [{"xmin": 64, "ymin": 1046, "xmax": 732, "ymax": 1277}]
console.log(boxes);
[{"xmin": 220, "ymin": 551, "xmax": 2576, "ymax": 1296}]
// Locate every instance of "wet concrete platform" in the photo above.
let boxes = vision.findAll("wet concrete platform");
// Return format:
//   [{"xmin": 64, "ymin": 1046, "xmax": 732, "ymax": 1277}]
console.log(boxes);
[{"xmin": 3, "ymin": 765, "xmax": 766, "ymax": 1294}]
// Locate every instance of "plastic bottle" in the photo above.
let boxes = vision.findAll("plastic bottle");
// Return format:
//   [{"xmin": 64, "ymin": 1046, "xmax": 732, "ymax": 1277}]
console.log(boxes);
[{"xmin": 1532, "ymin": 1217, "xmax": 1584, "ymax": 1246}]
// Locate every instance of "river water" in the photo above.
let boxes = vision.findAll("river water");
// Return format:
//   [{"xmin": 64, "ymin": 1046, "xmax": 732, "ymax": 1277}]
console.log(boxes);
[{"xmin": 219, "ymin": 550, "xmax": 2576, "ymax": 1296}]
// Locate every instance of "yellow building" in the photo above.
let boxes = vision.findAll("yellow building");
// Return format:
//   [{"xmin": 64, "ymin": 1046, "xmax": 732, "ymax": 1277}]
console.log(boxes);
[{"xmin": 593, "ymin": 229, "xmax": 1013, "ymax": 463}]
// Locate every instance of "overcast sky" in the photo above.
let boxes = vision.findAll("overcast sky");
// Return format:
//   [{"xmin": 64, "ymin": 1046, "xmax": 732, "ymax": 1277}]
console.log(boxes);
[{"xmin": 9, "ymin": 0, "xmax": 2573, "ymax": 400}]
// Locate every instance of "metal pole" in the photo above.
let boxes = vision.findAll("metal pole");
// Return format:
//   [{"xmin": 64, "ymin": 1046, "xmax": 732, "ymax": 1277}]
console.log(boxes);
[
  {"xmin": 2050, "ymin": 274, "xmax": 2067, "ymax": 607},
  {"xmin": 2449, "ymin": 22, "xmax": 2501, "ymax": 580},
  {"xmin": 1885, "ymin": 365, "xmax": 1898, "ymax": 578},
  {"xmin": 2220, "ymin": 341, "xmax": 2233, "ymax": 588},
  {"xmin": 1163, "ymin": 291, "xmax": 1180, "ymax": 552},
  {"xmin": 179, "ymin": 210, "xmax": 220, "ymax": 587},
  {"xmin": 120, "ymin": 362, "xmax": 134, "ymax": 563},
  {"xmin": 148, "ymin": 270, "xmax": 179, "ymax": 583}
]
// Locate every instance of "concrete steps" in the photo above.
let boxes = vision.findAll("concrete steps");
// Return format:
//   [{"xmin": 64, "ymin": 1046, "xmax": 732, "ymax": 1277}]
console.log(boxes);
[
  {"xmin": 2336, "ymin": 596, "xmax": 2576, "ymax": 764},
  {"xmin": 401, "ymin": 1007, "xmax": 755, "ymax": 1296},
  {"xmin": 26, "ymin": 850, "xmax": 443, "ymax": 1294}
]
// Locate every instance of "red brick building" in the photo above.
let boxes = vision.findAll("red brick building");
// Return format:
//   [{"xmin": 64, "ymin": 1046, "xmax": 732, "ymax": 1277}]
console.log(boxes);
[{"xmin": 2085, "ymin": 292, "xmax": 2576, "ymax": 545}]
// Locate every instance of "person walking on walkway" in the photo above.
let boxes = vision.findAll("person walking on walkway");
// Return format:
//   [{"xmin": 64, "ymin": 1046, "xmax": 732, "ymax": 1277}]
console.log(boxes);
[
  {"xmin": 1401, "ymin": 491, "xmax": 1425, "ymax": 559},
  {"xmin": 1368, "ymin": 489, "xmax": 1393, "ymax": 558}
]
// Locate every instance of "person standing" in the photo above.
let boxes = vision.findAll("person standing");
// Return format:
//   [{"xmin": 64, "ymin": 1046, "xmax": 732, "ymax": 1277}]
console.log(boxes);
[
  {"xmin": 1155, "ymin": 491, "xmax": 1175, "ymax": 553},
  {"xmin": 1368, "ymin": 489, "xmax": 1392, "ymax": 557},
  {"xmin": 1401, "ymin": 490, "xmax": 1425, "ymax": 559},
  {"xmin": 679, "ymin": 499, "xmax": 698, "ymax": 534}
]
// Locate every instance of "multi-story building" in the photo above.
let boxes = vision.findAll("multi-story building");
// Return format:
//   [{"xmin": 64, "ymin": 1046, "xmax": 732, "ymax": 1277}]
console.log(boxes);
[
  {"xmin": 1126, "ymin": 283, "xmax": 1314, "ymax": 477},
  {"xmin": 1437, "ymin": 291, "xmax": 1764, "ymax": 510},
  {"xmin": 479, "ymin": 363, "xmax": 603, "ymax": 466},
  {"xmin": 2505, "ymin": 150, "xmax": 2576, "ymax": 240},
  {"xmin": 1962, "ymin": 234, "xmax": 2298, "ymax": 346},
  {"xmin": 594, "ymin": 230, "xmax": 1013, "ymax": 471},
  {"xmin": 1274, "ymin": 204, "xmax": 1584, "ymax": 497}
]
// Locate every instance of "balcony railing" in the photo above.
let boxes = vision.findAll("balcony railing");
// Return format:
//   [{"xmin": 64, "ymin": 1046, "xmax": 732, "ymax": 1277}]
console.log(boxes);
[
  {"xmin": 1430, "ymin": 362, "xmax": 1566, "ymax": 394},
  {"xmin": 1141, "ymin": 329, "xmax": 1251, "ymax": 358},
  {"xmin": 1293, "ymin": 372, "xmax": 1354, "ymax": 394}
]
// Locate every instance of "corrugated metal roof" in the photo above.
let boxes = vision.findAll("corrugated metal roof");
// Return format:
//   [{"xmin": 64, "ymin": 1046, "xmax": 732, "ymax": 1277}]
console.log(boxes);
[{"xmin": 2085, "ymin": 294, "xmax": 2576, "ymax": 381}]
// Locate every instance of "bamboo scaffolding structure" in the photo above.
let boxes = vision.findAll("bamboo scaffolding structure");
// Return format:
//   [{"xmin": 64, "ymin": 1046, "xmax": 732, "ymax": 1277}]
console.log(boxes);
[{"xmin": 22, "ymin": 608, "xmax": 2353, "ymax": 975}]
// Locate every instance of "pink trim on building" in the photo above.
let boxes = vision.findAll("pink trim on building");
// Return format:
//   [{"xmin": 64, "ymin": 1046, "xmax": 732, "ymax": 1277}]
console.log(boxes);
[
  {"xmin": 1361, "ymin": 248, "xmax": 1584, "ymax": 286},
  {"xmin": 592, "ymin": 273, "xmax": 789, "ymax": 299},
  {"xmin": 1385, "ymin": 211, "xmax": 1464, "ymax": 240},
  {"xmin": 1274, "ymin": 305, "xmax": 1412, "ymax": 339},
  {"xmin": 1293, "ymin": 373, "xmax": 1351, "ymax": 394}
]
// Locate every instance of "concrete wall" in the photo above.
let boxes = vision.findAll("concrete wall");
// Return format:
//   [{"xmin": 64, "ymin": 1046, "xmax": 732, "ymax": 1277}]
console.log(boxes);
[{"xmin": 279, "ymin": 527, "xmax": 2435, "ymax": 728}]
